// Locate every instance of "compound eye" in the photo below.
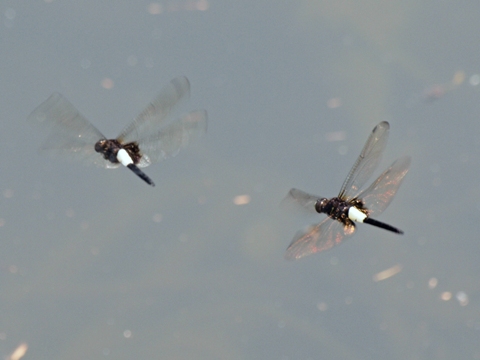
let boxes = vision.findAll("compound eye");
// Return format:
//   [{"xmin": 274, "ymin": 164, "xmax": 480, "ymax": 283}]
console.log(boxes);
[{"xmin": 314, "ymin": 199, "xmax": 326, "ymax": 213}]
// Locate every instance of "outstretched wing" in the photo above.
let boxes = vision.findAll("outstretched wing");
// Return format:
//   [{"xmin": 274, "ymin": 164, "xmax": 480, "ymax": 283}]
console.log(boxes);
[
  {"xmin": 285, "ymin": 218, "xmax": 355, "ymax": 260},
  {"xmin": 339, "ymin": 121, "xmax": 389, "ymax": 200},
  {"xmin": 282, "ymin": 188, "xmax": 323, "ymax": 214},
  {"xmin": 27, "ymin": 93, "xmax": 111, "ymax": 168},
  {"xmin": 135, "ymin": 110, "xmax": 207, "ymax": 166},
  {"xmin": 117, "ymin": 76, "xmax": 191, "ymax": 144},
  {"xmin": 356, "ymin": 156, "xmax": 411, "ymax": 216}
]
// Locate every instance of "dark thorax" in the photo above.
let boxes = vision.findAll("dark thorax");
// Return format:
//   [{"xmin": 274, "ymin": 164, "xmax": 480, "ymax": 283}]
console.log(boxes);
[
  {"xmin": 315, "ymin": 197, "xmax": 368, "ymax": 225},
  {"xmin": 94, "ymin": 139, "xmax": 142, "ymax": 165}
]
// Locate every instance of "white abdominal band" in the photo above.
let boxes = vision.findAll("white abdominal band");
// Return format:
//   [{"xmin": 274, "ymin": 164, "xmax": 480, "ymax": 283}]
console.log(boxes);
[
  {"xmin": 348, "ymin": 207, "xmax": 367, "ymax": 223},
  {"xmin": 117, "ymin": 148, "xmax": 134, "ymax": 166}
]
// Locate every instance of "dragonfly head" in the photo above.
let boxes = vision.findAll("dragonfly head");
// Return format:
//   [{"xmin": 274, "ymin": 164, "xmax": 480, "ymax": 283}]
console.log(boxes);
[
  {"xmin": 94, "ymin": 139, "xmax": 107, "ymax": 153},
  {"xmin": 94, "ymin": 139, "xmax": 122, "ymax": 164},
  {"xmin": 314, "ymin": 198, "xmax": 330, "ymax": 214}
]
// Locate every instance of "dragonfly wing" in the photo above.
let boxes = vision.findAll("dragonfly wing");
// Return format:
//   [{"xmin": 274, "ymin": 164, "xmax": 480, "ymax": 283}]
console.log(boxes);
[
  {"xmin": 285, "ymin": 218, "xmax": 355, "ymax": 260},
  {"xmin": 117, "ymin": 76, "xmax": 191, "ymax": 144},
  {"xmin": 27, "ymin": 93, "xmax": 110, "ymax": 168},
  {"xmin": 356, "ymin": 156, "xmax": 411, "ymax": 216},
  {"xmin": 282, "ymin": 188, "xmax": 323, "ymax": 214},
  {"xmin": 339, "ymin": 121, "xmax": 389, "ymax": 199},
  {"xmin": 137, "ymin": 110, "xmax": 207, "ymax": 165}
]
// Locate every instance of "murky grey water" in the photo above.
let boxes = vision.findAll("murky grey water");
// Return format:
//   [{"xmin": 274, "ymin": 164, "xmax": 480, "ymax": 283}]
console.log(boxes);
[{"xmin": 1, "ymin": 1, "xmax": 480, "ymax": 359}]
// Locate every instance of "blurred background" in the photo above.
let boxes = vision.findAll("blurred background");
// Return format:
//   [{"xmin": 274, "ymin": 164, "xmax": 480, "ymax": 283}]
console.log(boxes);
[{"xmin": 1, "ymin": 1, "xmax": 480, "ymax": 359}]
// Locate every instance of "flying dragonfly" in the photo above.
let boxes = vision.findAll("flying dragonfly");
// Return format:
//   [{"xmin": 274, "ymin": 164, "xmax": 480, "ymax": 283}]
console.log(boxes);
[
  {"xmin": 28, "ymin": 76, "xmax": 207, "ymax": 187},
  {"xmin": 284, "ymin": 121, "xmax": 410, "ymax": 260}
]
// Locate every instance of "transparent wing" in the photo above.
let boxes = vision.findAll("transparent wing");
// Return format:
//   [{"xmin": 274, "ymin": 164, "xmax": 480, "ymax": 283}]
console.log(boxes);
[
  {"xmin": 27, "ymin": 93, "xmax": 111, "ymax": 168},
  {"xmin": 282, "ymin": 188, "xmax": 323, "ymax": 214},
  {"xmin": 285, "ymin": 218, "xmax": 355, "ymax": 260},
  {"xmin": 136, "ymin": 110, "xmax": 207, "ymax": 166},
  {"xmin": 355, "ymin": 156, "xmax": 411, "ymax": 216},
  {"xmin": 117, "ymin": 76, "xmax": 191, "ymax": 144},
  {"xmin": 339, "ymin": 121, "xmax": 389, "ymax": 200}
]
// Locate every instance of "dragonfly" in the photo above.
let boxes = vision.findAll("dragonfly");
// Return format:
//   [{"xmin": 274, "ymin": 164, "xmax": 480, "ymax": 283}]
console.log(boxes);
[
  {"xmin": 284, "ymin": 121, "xmax": 410, "ymax": 260},
  {"xmin": 28, "ymin": 76, "xmax": 207, "ymax": 187}
]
